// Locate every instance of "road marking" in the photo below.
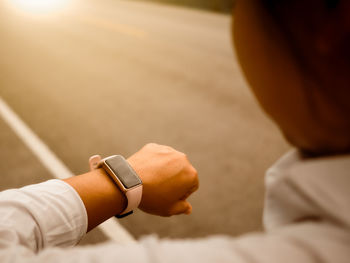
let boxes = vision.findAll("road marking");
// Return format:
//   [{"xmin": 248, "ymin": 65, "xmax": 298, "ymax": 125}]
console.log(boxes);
[
  {"xmin": 74, "ymin": 14, "xmax": 147, "ymax": 39},
  {"xmin": 0, "ymin": 96, "xmax": 135, "ymax": 244}
]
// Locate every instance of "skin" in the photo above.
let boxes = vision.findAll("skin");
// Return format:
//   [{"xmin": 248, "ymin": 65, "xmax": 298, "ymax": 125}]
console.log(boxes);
[
  {"xmin": 66, "ymin": 0, "xmax": 350, "ymax": 233},
  {"xmin": 64, "ymin": 143, "xmax": 199, "ymax": 232},
  {"xmin": 233, "ymin": 0, "xmax": 350, "ymax": 155}
]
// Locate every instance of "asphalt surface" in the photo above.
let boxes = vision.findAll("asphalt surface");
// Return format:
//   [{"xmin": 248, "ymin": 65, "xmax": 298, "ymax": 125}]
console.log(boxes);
[{"xmin": 0, "ymin": 0, "xmax": 289, "ymax": 244}]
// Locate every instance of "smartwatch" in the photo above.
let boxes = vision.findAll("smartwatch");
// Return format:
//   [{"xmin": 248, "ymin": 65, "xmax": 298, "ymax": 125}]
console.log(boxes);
[{"xmin": 89, "ymin": 155, "xmax": 143, "ymax": 218}]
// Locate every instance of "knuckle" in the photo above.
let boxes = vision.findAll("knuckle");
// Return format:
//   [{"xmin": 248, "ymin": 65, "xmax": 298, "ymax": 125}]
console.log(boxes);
[
  {"xmin": 178, "ymin": 152, "xmax": 187, "ymax": 161},
  {"xmin": 145, "ymin": 143, "xmax": 158, "ymax": 148},
  {"xmin": 190, "ymin": 173, "xmax": 199, "ymax": 185},
  {"xmin": 164, "ymin": 146, "xmax": 175, "ymax": 154},
  {"xmin": 165, "ymin": 145, "xmax": 175, "ymax": 151},
  {"xmin": 191, "ymin": 173, "xmax": 199, "ymax": 189},
  {"xmin": 191, "ymin": 166, "xmax": 198, "ymax": 176},
  {"xmin": 187, "ymin": 166, "xmax": 198, "ymax": 179}
]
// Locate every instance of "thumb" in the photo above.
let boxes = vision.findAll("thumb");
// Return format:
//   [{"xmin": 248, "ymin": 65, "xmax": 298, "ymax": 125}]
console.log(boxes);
[{"xmin": 169, "ymin": 201, "xmax": 192, "ymax": 215}]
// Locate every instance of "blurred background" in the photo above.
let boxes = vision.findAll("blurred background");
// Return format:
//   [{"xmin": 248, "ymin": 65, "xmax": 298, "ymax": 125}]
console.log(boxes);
[
  {"xmin": 129, "ymin": 0, "xmax": 235, "ymax": 13},
  {"xmin": 0, "ymin": 0, "xmax": 289, "ymax": 244}
]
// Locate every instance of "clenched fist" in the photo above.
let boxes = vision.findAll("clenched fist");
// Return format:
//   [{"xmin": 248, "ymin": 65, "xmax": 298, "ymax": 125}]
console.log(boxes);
[{"xmin": 127, "ymin": 143, "xmax": 199, "ymax": 217}]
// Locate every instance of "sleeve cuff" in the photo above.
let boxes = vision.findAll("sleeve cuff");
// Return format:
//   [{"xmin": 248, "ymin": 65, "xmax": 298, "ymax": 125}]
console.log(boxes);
[{"xmin": 17, "ymin": 179, "xmax": 88, "ymax": 249}]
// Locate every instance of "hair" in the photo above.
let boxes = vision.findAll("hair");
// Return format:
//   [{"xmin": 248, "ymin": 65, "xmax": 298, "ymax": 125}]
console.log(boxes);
[
  {"xmin": 262, "ymin": 0, "xmax": 340, "ymax": 12},
  {"xmin": 261, "ymin": 0, "xmax": 341, "ymax": 58},
  {"xmin": 261, "ymin": 0, "xmax": 350, "ymax": 153}
]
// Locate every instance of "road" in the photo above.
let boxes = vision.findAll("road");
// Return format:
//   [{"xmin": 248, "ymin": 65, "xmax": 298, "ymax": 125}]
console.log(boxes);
[{"xmin": 0, "ymin": 0, "xmax": 289, "ymax": 244}]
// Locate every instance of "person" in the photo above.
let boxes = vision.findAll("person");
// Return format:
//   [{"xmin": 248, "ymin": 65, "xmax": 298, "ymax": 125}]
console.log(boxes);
[{"xmin": 1, "ymin": 0, "xmax": 349, "ymax": 262}]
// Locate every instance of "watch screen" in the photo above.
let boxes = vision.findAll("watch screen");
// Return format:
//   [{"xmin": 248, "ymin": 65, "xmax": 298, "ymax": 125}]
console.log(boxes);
[{"xmin": 105, "ymin": 156, "xmax": 141, "ymax": 189}]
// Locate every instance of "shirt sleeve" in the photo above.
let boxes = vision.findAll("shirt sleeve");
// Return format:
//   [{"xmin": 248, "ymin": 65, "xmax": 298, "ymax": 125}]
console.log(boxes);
[
  {"xmin": 0, "ymin": 180, "xmax": 348, "ymax": 263},
  {"xmin": 0, "ymin": 180, "xmax": 87, "ymax": 252}
]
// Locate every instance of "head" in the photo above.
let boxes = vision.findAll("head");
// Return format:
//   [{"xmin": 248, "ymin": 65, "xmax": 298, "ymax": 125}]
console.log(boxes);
[{"xmin": 233, "ymin": 0, "xmax": 350, "ymax": 156}]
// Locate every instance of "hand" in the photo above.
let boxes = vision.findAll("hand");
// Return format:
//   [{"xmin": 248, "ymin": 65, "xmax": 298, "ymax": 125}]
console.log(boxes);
[{"xmin": 127, "ymin": 143, "xmax": 199, "ymax": 217}]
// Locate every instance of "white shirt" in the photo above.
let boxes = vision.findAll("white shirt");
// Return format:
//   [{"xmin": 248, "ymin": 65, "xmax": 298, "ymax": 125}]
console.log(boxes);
[{"xmin": 0, "ymin": 150, "xmax": 349, "ymax": 262}]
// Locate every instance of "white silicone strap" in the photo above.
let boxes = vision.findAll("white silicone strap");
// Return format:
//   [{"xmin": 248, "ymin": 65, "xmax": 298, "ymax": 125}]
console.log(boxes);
[
  {"xmin": 122, "ymin": 185, "xmax": 143, "ymax": 215},
  {"xmin": 89, "ymin": 155, "xmax": 143, "ymax": 216}
]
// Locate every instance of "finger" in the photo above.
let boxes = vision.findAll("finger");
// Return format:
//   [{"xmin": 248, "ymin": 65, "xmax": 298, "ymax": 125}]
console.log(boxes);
[
  {"xmin": 187, "ymin": 166, "xmax": 199, "ymax": 191},
  {"xmin": 169, "ymin": 201, "xmax": 192, "ymax": 215},
  {"xmin": 181, "ymin": 183, "xmax": 199, "ymax": 200},
  {"xmin": 184, "ymin": 203, "xmax": 192, "ymax": 214}
]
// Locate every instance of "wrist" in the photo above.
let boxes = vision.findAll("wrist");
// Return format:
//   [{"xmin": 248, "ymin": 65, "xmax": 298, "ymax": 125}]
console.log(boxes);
[
  {"xmin": 98, "ymin": 155, "xmax": 143, "ymax": 218},
  {"xmin": 94, "ymin": 168, "xmax": 128, "ymax": 215},
  {"xmin": 64, "ymin": 168, "xmax": 127, "ymax": 231},
  {"xmin": 126, "ymin": 158, "xmax": 145, "ymax": 207}
]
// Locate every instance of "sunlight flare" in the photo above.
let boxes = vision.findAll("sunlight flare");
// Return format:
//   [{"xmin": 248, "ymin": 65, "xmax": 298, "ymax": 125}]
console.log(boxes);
[{"xmin": 9, "ymin": 0, "xmax": 70, "ymax": 14}]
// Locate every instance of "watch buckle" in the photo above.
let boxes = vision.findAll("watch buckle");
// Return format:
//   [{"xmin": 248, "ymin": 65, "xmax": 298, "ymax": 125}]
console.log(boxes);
[{"xmin": 89, "ymin": 155, "xmax": 102, "ymax": 171}]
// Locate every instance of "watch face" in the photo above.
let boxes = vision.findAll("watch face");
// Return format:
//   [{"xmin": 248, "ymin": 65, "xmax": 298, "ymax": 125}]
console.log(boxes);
[{"xmin": 105, "ymin": 156, "xmax": 142, "ymax": 189}]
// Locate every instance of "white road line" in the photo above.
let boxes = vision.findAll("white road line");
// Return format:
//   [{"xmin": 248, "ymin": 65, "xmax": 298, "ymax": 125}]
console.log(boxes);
[{"xmin": 0, "ymin": 96, "xmax": 135, "ymax": 244}]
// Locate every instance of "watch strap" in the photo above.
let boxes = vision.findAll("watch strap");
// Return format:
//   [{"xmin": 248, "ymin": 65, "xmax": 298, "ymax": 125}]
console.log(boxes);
[
  {"xmin": 121, "ymin": 184, "xmax": 143, "ymax": 215},
  {"xmin": 88, "ymin": 154, "xmax": 143, "ymax": 218},
  {"xmin": 115, "ymin": 211, "xmax": 133, "ymax": 219}
]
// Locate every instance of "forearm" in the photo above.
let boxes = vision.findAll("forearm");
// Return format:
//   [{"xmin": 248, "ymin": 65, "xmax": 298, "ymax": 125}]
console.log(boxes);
[
  {"xmin": 63, "ymin": 168, "xmax": 127, "ymax": 232},
  {"xmin": 0, "ymin": 144, "xmax": 198, "ymax": 254},
  {"xmin": 63, "ymin": 143, "xmax": 199, "ymax": 231}
]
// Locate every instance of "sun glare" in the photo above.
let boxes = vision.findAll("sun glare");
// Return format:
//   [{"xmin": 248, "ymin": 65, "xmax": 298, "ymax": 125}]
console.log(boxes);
[{"xmin": 9, "ymin": 0, "xmax": 70, "ymax": 14}]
